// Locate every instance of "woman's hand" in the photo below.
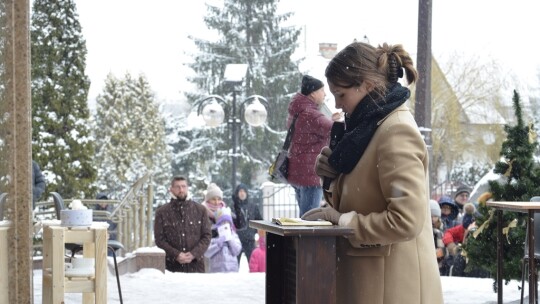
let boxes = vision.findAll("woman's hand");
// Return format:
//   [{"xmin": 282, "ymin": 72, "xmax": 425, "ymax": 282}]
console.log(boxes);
[
  {"xmin": 315, "ymin": 147, "xmax": 338, "ymax": 179},
  {"xmin": 301, "ymin": 205, "xmax": 342, "ymax": 224}
]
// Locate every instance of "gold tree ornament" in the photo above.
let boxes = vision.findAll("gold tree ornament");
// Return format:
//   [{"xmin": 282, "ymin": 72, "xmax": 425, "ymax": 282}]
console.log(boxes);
[
  {"xmin": 477, "ymin": 192, "xmax": 493, "ymax": 207},
  {"xmin": 528, "ymin": 123, "xmax": 537, "ymax": 144},
  {"xmin": 502, "ymin": 218, "xmax": 518, "ymax": 244},
  {"xmin": 504, "ymin": 159, "xmax": 514, "ymax": 177},
  {"xmin": 473, "ymin": 208, "xmax": 494, "ymax": 239}
]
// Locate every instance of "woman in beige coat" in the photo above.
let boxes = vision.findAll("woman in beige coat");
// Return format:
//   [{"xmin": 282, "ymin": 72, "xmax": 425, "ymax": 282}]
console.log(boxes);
[{"xmin": 303, "ymin": 42, "xmax": 444, "ymax": 304}]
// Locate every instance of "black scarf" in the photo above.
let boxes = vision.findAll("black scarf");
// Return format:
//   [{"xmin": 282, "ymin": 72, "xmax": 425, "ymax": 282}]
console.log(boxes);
[{"xmin": 328, "ymin": 83, "xmax": 411, "ymax": 174}]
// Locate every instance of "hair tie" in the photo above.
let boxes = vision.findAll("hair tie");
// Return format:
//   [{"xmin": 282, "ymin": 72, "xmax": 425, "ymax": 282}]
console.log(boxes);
[{"xmin": 388, "ymin": 53, "xmax": 403, "ymax": 83}]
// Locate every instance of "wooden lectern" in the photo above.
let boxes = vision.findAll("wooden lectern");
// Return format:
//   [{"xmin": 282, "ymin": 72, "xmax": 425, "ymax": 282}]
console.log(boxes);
[{"xmin": 250, "ymin": 220, "xmax": 353, "ymax": 304}]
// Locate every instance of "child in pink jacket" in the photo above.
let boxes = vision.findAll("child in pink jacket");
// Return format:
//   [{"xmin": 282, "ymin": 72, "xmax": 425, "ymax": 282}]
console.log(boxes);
[{"xmin": 249, "ymin": 230, "xmax": 266, "ymax": 272}]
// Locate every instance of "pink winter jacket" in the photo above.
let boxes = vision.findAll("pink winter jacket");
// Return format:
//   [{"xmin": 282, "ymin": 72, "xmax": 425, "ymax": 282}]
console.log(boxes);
[
  {"xmin": 249, "ymin": 236, "xmax": 266, "ymax": 272},
  {"xmin": 286, "ymin": 93, "xmax": 333, "ymax": 186}
]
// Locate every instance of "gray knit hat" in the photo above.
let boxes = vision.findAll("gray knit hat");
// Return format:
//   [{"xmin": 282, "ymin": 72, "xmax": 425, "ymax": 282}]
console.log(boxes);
[
  {"xmin": 453, "ymin": 185, "xmax": 471, "ymax": 199},
  {"xmin": 205, "ymin": 183, "xmax": 223, "ymax": 201},
  {"xmin": 430, "ymin": 199, "xmax": 441, "ymax": 217}
]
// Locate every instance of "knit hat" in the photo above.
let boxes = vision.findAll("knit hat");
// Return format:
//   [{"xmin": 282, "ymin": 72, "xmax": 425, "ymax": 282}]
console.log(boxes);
[
  {"xmin": 96, "ymin": 192, "xmax": 109, "ymax": 200},
  {"xmin": 205, "ymin": 183, "xmax": 223, "ymax": 201},
  {"xmin": 454, "ymin": 185, "xmax": 472, "ymax": 199},
  {"xmin": 430, "ymin": 199, "xmax": 441, "ymax": 217},
  {"xmin": 214, "ymin": 207, "xmax": 234, "ymax": 228},
  {"xmin": 301, "ymin": 75, "xmax": 324, "ymax": 95}
]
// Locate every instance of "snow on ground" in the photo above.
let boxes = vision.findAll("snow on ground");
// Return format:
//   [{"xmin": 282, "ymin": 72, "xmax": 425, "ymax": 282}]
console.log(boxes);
[{"xmin": 33, "ymin": 255, "xmax": 530, "ymax": 304}]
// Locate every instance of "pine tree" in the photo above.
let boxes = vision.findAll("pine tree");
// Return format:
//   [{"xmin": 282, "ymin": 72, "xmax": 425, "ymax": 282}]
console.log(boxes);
[
  {"xmin": 464, "ymin": 90, "xmax": 540, "ymax": 283},
  {"xmin": 31, "ymin": 0, "xmax": 96, "ymax": 198},
  {"xmin": 165, "ymin": 112, "xmax": 227, "ymax": 196},
  {"xmin": 93, "ymin": 73, "xmax": 171, "ymax": 202},
  {"xmin": 184, "ymin": 0, "xmax": 302, "ymax": 190}
]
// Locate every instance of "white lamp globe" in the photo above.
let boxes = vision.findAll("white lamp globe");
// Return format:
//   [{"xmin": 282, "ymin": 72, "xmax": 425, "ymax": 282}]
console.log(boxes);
[
  {"xmin": 244, "ymin": 98, "xmax": 267, "ymax": 127},
  {"xmin": 202, "ymin": 100, "xmax": 225, "ymax": 127}
]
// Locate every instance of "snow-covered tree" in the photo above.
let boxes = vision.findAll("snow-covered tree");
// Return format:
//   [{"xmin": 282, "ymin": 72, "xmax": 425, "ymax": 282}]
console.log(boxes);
[
  {"xmin": 432, "ymin": 55, "xmax": 507, "ymax": 186},
  {"xmin": 184, "ymin": 0, "xmax": 302, "ymax": 190},
  {"xmin": 165, "ymin": 112, "xmax": 226, "ymax": 197},
  {"xmin": 530, "ymin": 69, "xmax": 540, "ymax": 125},
  {"xmin": 93, "ymin": 73, "xmax": 171, "ymax": 203},
  {"xmin": 465, "ymin": 90, "xmax": 540, "ymax": 283},
  {"xmin": 31, "ymin": 0, "xmax": 96, "ymax": 198}
]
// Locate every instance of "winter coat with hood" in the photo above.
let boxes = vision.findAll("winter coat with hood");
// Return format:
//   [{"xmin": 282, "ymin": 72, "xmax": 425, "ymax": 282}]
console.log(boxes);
[
  {"xmin": 154, "ymin": 197, "xmax": 212, "ymax": 273},
  {"xmin": 327, "ymin": 103, "xmax": 443, "ymax": 303},
  {"xmin": 438, "ymin": 196, "xmax": 459, "ymax": 230},
  {"xmin": 286, "ymin": 93, "xmax": 333, "ymax": 186},
  {"xmin": 232, "ymin": 184, "xmax": 262, "ymax": 243}
]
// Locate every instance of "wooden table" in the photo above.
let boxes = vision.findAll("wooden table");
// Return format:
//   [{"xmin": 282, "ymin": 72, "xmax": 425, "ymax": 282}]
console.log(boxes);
[
  {"xmin": 486, "ymin": 201, "xmax": 540, "ymax": 304},
  {"xmin": 42, "ymin": 223, "xmax": 108, "ymax": 304},
  {"xmin": 250, "ymin": 220, "xmax": 353, "ymax": 304}
]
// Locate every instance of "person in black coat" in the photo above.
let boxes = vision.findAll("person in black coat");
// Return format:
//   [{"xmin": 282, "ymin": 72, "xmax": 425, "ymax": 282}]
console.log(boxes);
[
  {"xmin": 32, "ymin": 161, "xmax": 46, "ymax": 208},
  {"xmin": 232, "ymin": 184, "xmax": 262, "ymax": 264},
  {"xmin": 94, "ymin": 192, "xmax": 118, "ymax": 240}
]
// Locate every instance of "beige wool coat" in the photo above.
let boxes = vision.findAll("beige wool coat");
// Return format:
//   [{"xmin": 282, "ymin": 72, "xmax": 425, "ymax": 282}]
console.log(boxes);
[{"xmin": 328, "ymin": 105, "xmax": 444, "ymax": 304}]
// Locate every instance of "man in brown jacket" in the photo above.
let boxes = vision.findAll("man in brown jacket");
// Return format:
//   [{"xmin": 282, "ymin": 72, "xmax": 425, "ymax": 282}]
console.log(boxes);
[{"xmin": 154, "ymin": 176, "xmax": 212, "ymax": 272}]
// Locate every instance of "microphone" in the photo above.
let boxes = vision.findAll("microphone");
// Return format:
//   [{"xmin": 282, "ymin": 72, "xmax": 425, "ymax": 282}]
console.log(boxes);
[{"xmin": 322, "ymin": 121, "xmax": 345, "ymax": 191}]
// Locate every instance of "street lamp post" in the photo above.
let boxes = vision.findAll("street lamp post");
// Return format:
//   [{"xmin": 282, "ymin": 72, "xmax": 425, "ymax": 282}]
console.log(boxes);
[{"xmin": 194, "ymin": 92, "xmax": 269, "ymax": 191}]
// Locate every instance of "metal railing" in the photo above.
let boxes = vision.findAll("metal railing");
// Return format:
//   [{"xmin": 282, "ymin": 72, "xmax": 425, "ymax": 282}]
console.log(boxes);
[
  {"xmin": 109, "ymin": 172, "xmax": 154, "ymax": 254},
  {"xmin": 260, "ymin": 183, "xmax": 299, "ymax": 219},
  {"xmin": 32, "ymin": 172, "xmax": 155, "ymax": 256}
]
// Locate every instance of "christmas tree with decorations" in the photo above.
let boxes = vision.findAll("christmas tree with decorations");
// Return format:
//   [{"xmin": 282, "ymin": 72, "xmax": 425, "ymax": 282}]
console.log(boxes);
[{"xmin": 464, "ymin": 90, "xmax": 540, "ymax": 285}]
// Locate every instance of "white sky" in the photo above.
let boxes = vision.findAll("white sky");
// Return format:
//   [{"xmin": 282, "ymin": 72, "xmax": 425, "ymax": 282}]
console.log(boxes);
[
  {"xmin": 74, "ymin": 0, "xmax": 540, "ymax": 106},
  {"xmin": 32, "ymin": 252, "xmax": 530, "ymax": 303}
]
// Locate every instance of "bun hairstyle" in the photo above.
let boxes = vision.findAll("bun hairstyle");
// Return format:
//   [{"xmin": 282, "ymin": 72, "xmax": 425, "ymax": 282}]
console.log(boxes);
[
  {"xmin": 376, "ymin": 43, "xmax": 418, "ymax": 86},
  {"xmin": 325, "ymin": 42, "xmax": 418, "ymax": 98}
]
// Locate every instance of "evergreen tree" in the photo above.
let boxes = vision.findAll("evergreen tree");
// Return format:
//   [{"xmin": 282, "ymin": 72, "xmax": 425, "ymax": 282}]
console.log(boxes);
[
  {"xmin": 93, "ymin": 73, "xmax": 171, "ymax": 203},
  {"xmin": 449, "ymin": 161, "xmax": 491, "ymax": 189},
  {"xmin": 165, "ymin": 112, "xmax": 227, "ymax": 197},
  {"xmin": 465, "ymin": 90, "xmax": 540, "ymax": 283},
  {"xmin": 185, "ymin": 0, "xmax": 302, "ymax": 190},
  {"xmin": 31, "ymin": 0, "xmax": 96, "ymax": 198}
]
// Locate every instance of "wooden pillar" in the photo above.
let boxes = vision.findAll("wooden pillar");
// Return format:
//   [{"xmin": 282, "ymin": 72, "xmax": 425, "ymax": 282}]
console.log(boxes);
[
  {"xmin": 415, "ymin": 0, "xmax": 434, "ymax": 190},
  {"xmin": 3, "ymin": 0, "xmax": 33, "ymax": 302}
]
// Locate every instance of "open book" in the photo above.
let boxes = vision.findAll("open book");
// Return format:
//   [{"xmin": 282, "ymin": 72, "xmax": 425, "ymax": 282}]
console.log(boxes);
[{"xmin": 272, "ymin": 217, "xmax": 333, "ymax": 226}]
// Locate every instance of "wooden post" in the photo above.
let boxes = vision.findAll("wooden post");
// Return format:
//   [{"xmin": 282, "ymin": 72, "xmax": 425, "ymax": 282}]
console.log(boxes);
[
  {"xmin": 415, "ymin": 0, "xmax": 434, "ymax": 189},
  {"xmin": 4, "ymin": 0, "xmax": 33, "ymax": 302}
]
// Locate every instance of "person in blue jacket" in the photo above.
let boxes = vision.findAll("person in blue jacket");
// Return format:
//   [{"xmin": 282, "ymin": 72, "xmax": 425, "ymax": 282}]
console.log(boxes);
[{"xmin": 438, "ymin": 195, "xmax": 459, "ymax": 231}]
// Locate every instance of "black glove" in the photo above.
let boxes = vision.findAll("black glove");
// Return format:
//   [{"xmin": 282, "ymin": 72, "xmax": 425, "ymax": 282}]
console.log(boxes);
[{"xmin": 316, "ymin": 147, "xmax": 338, "ymax": 180}]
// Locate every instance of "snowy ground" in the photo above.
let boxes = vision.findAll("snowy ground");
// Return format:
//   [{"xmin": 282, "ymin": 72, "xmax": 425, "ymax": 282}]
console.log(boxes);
[{"xmin": 33, "ymin": 255, "xmax": 530, "ymax": 304}]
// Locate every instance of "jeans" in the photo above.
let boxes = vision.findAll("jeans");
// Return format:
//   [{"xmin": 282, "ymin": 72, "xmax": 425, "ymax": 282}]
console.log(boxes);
[{"xmin": 293, "ymin": 185, "xmax": 323, "ymax": 217}]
